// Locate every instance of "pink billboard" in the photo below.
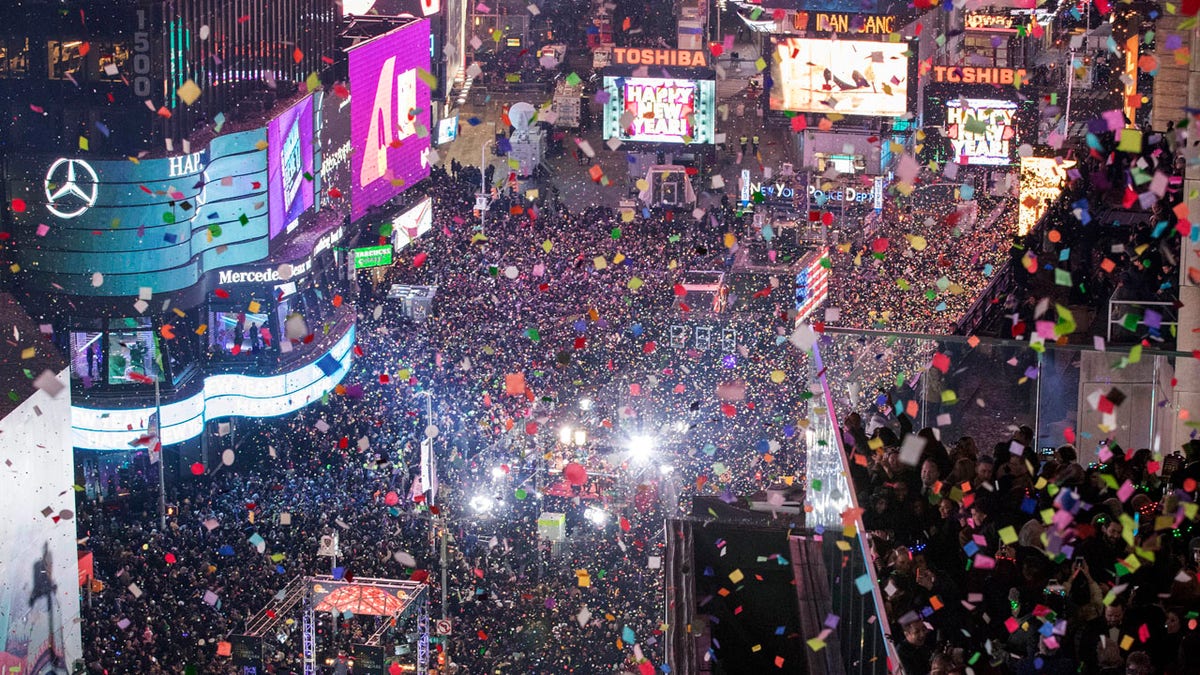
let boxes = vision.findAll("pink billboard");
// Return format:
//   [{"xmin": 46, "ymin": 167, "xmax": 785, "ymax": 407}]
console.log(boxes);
[{"xmin": 349, "ymin": 19, "xmax": 432, "ymax": 222}]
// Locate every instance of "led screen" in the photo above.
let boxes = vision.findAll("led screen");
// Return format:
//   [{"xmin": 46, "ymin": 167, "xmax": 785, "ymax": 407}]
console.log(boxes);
[
  {"xmin": 769, "ymin": 38, "xmax": 909, "ymax": 117},
  {"xmin": 319, "ymin": 88, "xmax": 353, "ymax": 212},
  {"xmin": 602, "ymin": 77, "xmax": 716, "ymax": 144},
  {"xmin": 436, "ymin": 115, "xmax": 459, "ymax": 145},
  {"xmin": 945, "ymin": 98, "xmax": 1018, "ymax": 166},
  {"xmin": 0, "ymin": 371, "xmax": 83, "ymax": 671},
  {"xmin": 268, "ymin": 95, "xmax": 316, "ymax": 239},
  {"xmin": 349, "ymin": 19, "xmax": 433, "ymax": 222},
  {"xmin": 392, "ymin": 196, "xmax": 433, "ymax": 252},
  {"xmin": 5, "ymin": 129, "xmax": 269, "ymax": 296}
]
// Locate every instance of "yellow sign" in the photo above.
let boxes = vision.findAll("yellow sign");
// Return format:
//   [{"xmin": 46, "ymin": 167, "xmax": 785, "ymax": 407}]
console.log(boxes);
[
  {"xmin": 964, "ymin": 13, "xmax": 1017, "ymax": 31},
  {"xmin": 794, "ymin": 11, "xmax": 896, "ymax": 34}
]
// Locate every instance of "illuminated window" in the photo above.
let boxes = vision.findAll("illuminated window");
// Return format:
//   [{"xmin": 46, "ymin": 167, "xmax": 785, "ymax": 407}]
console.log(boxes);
[
  {"xmin": 106, "ymin": 318, "xmax": 165, "ymax": 385},
  {"xmin": 0, "ymin": 37, "xmax": 29, "ymax": 77},
  {"xmin": 963, "ymin": 34, "xmax": 1009, "ymax": 68},
  {"xmin": 48, "ymin": 40, "xmax": 86, "ymax": 79},
  {"xmin": 815, "ymin": 153, "xmax": 865, "ymax": 174}
]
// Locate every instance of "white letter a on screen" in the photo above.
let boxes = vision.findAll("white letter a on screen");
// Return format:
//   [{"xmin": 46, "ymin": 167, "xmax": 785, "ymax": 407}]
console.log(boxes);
[{"xmin": 361, "ymin": 56, "xmax": 396, "ymax": 187}]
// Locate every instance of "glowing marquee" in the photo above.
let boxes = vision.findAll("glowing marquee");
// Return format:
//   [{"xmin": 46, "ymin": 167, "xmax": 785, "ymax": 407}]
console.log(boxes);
[
  {"xmin": 945, "ymin": 98, "xmax": 1017, "ymax": 166},
  {"xmin": 602, "ymin": 77, "xmax": 715, "ymax": 144}
]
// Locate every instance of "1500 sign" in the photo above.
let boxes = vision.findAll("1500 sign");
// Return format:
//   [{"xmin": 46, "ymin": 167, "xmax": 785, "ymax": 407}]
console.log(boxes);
[{"xmin": 133, "ymin": 9, "xmax": 153, "ymax": 98}]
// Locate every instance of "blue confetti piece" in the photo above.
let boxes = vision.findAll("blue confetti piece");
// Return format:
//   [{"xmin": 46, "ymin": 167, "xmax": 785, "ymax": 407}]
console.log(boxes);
[
  {"xmin": 775, "ymin": 626, "xmax": 786, "ymax": 635},
  {"xmin": 854, "ymin": 574, "xmax": 873, "ymax": 595}
]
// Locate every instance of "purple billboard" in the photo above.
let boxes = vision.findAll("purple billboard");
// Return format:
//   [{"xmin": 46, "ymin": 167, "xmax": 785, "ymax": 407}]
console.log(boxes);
[
  {"xmin": 349, "ymin": 19, "xmax": 432, "ymax": 223},
  {"xmin": 268, "ymin": 95, "xmax": 316, "ymax": 239}
]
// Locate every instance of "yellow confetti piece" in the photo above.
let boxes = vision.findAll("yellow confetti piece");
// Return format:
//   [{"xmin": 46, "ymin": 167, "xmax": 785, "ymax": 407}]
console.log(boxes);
[
  {"xmin": 612, "ymin": 252, "xmax": 626, "ymax": 265},
  {"xmin": 177, "ymin": 79, "xmax": 202, "ymax": 106},
  {"xmin": 728, "ymin": 569, "xmax": 744, "ymax": 583},
  {"xmin": 248, "ymin": 301, "xmax": 261, "ymax": 314},
  {"xmin": 195, "ymin": 324, "xmax": 208, "ymax": 335},
  {"xmin": 20, "ymin": 347, "xmax": 35, "ymax": 359},
  {"xmin": 998, "ymin": 526, "xmax": 1018, "ymax": 545}
]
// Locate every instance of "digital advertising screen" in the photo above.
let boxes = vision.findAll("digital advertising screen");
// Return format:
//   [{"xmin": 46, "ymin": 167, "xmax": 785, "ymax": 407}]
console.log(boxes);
[
  {"xmin": 945, "ymin": 98, "xmax": 1018, "ymax": 166},
  {"xmin": 392, "ymin": 196, "xmax": 433, "ymax": 252},
  {"xmin": 436, "ymin": 115, "xmax": 459, "ymax": 145},
  {"xmin": 601, "ymin": 77, "xmax": 716, "ymax": 144},
  {"xmin": 319, "ymin": 87, "xmax": 353, "ymax": 212},
  {"xmin": 0, "ymin": 370, "xmax": 83, "ymax": 672},
  {"xmin": 349, "ymin": 19, "xmax": 433, "ymax": 223},
  {"xmin": 268, "ymin": 95, "xmax": 316, "ymax": 239},
  {"xmin": 5, "ymin": 129, "xmax": 270, "ymax": 296},
  {"xmin": 768, "ymin": 38, "xmax": 909, "ymax": 117}
]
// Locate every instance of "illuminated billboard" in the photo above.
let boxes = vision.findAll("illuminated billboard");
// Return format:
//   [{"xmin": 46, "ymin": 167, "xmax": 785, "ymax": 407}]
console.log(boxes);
[
  {"xmin": 768, "ymin": 38, "xmax": 909, "ymax": 117},
  {"xmin": 268, "ymin": 95, "xmax": 315, "ymax": 239},
  {"xmin": 0, "ymin": 371, "xmax": 82, "ymax": 671},
  {"xmin": 392, "ymin": 196, "xmax": 433, "ymax": 252},
  {"xmin": 945, "ymin": 98, "xmax": 1017, "ymax": 166},
  {"xmin": 73, "ymin": 326, "xmax": 355, "ymax": 450},
  {"xmin": 5, "ymin": 129, "xmax": 269, "ymax": 296},
  {"xmin": 601, "ymin": 77, "xmax": 716, "ymax": 144},
  {"xmin": 349, "ymin": 19, "xmax": 433, "ymax": 222},
  {"xmin": 1018, "ymin": 157, "xmax": 1075, "ymax": 235}
]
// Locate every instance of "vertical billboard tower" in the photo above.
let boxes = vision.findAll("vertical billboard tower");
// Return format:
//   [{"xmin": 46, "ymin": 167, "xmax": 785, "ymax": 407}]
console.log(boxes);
[{"xmin": 348, "ymin": 19, "xmax": 433, "ymax": 223}]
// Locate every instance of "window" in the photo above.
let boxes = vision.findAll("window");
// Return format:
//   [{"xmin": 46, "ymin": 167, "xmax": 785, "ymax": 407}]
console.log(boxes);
[
  {"xmin": 209, "ymin": 309, "xmax": 270, "ymax": 356},
  {"xmin": 95, "ymin": 42, "xmax": 132, "ymax": 80},
  {"xmin": 106, "ymin": 318, "xmax": 164, "ymax": 385},
  {"xmin": 815, "ymin": 152, "xmax": 866, "ymax": 174},
  {"xmin": 963, "ymin": 34, "xmax": 1009, "ymax": 68},
  {"xmin": 0, "ymin": 37, "xmax": 29, "ymax": 77},
  {"xmin": 70, "ymin": 330, "xmax": 104, "ymax": 386},
  {"xmin": 48, "ymin": 40, "xmax": 87, "ymax": 79}
]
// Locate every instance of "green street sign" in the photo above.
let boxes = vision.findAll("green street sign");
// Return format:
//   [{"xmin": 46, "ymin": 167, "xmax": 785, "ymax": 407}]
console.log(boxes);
[{"xmin": 353, "ymin": 245, "xmax": 393, "ymax": 269}]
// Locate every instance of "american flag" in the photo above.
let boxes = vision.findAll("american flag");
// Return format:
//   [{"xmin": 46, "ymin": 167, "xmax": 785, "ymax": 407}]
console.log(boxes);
[{"xmin": 793, "ymin": 247, "xmax": 829, "ymax": 323}]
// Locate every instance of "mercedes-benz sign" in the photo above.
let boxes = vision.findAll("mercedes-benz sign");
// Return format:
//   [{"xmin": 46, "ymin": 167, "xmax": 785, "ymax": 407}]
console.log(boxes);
[{"xmin": 44, "ymin": 158, "xmax": 99, "ymax": 219}]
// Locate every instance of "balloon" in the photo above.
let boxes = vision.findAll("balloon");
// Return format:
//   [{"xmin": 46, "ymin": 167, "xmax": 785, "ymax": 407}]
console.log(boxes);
[
  {"xmin": 384, "ymin": 491, "xmax": 399, "ymax": 506},
  {"xmin": 221, "ymin": 449, "xmax": 235, "ymax": 466},
  {"xmin": 524, "ymin": 421, "xmax": 539, "ymax": 435},
  {"xmin": 190, "ymin": 462, "xmax": 205, "ymax": 475},
  {"xmin": 564, "ymin": 462, "xmax": 587, "ymax": 486},
  {"xmin": 425, "ymin": 424, "xmax": 439, "ymax": 439}
]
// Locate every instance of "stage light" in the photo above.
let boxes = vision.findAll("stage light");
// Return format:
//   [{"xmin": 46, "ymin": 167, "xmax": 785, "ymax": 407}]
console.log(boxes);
[
  {"xmin": 659, "ymin": 464, "xmax": 675, "ymax": 475},
  {"xmin": 559, "ymin": 427, "xmax": 573, "ymax": 445},
  {"xmin": 490, "ymin": 466, "xmax": 506, "ymax": 480},
  {"xmin": 469, "ymin": 495, "xmax": 494, "ymax": 514},
  {"xmin": 573, "ymin": 429, "xmax": 588, "ymax": 446},
  {"xmin": 579, "ymin": 398, "xmax": 593, "ymax": 411},
  {"xmin": 628, "ymin": 435, "xmax": 655, "ymax": 463},
  {"xmin": 584, "ymin": 506, "xmax": 608, "ymax": 526}
]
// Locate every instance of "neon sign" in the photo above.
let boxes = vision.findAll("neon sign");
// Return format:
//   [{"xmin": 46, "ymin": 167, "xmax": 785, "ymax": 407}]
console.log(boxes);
[{"xmin": 945, "ymin": 99, "xmax": 1017, "ymax": 166}]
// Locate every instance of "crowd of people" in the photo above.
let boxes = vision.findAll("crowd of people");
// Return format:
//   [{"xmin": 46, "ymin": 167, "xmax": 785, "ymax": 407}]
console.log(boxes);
[
  {"xmin": 78, "ymin": 159, "xmax": 822, "ymax": 674},
  {"xmin": 839, "ymin": 410, "xmax": 1200, "ymax": 675},
  {"xmin": 72, "ymin": 74, "xmax": 1196, "ymax": 674}
]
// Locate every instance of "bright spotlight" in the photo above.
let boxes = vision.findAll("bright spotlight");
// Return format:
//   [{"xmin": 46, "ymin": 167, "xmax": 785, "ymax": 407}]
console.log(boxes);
[
  {"xmin": 469, "ymin": 496, "xmax": 494, "ymax": 514},
  {"xmin": 573, "ymin": 429, "xmax": 588, "ymax": 446},
  {"xmin": 490, "ymin": 466, "xmax": 506, "ymax": 480},
  {"xmin": 628, "ymin": 435, "xmax": 655, "ymax": 463},
  {"xmin": 659, "ymin": 464, "xmax": 675, "ymax": 475},
  {"xmin": 579, "ymin": 398, "xmax": 593, "ymax": 411},
  {"xmin": 559, "ymin": 427, "xmax": 573, "ymax": 445},
  {"xmin": 584, "ymin": 506, "xmax": 608, "ymax": 526}
]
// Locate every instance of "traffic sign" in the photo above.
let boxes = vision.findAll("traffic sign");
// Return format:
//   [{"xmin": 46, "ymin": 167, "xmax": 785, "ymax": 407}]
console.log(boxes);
[{"xmin": 435, "ymin": 618, "xmax": 452, "ymax": 635}]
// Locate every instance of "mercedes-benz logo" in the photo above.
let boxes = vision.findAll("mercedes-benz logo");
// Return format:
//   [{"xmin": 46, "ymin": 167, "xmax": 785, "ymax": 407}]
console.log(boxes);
[{"xmin": 44, "ymin": 158, "xmax": 99, "ymax": 219}]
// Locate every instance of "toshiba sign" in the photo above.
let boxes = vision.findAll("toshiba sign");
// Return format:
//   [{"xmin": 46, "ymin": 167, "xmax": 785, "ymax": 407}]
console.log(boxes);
[
  {"xmin": 933, "ymin": 66, "xmax": 1028, "ymax": 85},
  {"xmin": 611, "ymin": 48, "xmax": 708, "ymax": 67}
]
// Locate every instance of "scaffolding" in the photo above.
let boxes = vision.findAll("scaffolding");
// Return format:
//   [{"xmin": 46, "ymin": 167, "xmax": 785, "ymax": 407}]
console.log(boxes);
[{"xmin": 229, "ymin": 575, "xmax": 431, "ymax": 675}]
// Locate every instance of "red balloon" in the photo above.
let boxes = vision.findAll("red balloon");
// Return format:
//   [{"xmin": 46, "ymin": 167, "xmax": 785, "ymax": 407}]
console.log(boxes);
[
  {"xmin": 524, "ymin": 421, "xmax": 539, "ymax": 435},
  {"xmin": 384, "ymin": 491, "xmax": 399, "ymax": 506},
  {"xmin": 190, "ymin": 462, "xmax": 205, "ymax": 475},
  {"xmin": 564, "ymin": 462, "xmax": 587, "ymax": 486}
]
